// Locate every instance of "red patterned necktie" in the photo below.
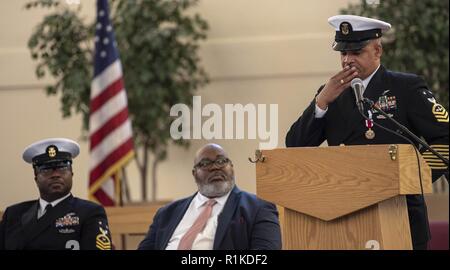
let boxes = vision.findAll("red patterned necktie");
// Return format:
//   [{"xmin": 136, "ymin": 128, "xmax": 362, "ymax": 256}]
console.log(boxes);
[{"xmin": 177, "ymin": 199, "xmax": 217, "ymax": 250}]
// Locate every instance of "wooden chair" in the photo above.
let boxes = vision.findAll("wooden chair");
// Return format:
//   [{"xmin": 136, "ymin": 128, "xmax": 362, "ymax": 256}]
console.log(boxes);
[{"xmin": 105, "ymin": 203, "xmax": 166, "ymax": 250}]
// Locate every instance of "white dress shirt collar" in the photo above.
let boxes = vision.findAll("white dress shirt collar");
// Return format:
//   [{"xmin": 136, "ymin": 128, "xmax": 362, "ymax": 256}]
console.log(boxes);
[
  {"xmin": 362, "ymin": 64, "xmax": 381, "ymax": 93},
  {"xmin": 193, "ymin": 188, "xmax": 232, "ymax": 209},
  {"xmin": 39, "ymin": 193, "xmax": 71, "ymax": 212}
]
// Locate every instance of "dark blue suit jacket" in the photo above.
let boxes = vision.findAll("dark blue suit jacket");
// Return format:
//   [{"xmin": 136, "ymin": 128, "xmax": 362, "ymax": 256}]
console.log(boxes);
[{"xmin": 138, "ymin": 186, "xmax": 281, "ymax": 250}]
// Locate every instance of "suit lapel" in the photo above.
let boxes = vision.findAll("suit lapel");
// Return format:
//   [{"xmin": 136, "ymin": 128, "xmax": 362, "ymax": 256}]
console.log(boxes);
[
  {"xmin": 160, "ymin": 196, "xmax": 194, "ymax": 249},
  {"xmin": 213, "ymin": 186, "xmax": 241, "ymax": 250},
  {"xmin": 19, "ymin": 201, "xmax": 39, "ymax": 249},
  {"xmin": 23, "ymin": 196, "xmax": 73, "ymax": 244},
  {"xmin": 332, "ymin": 87, "xmax": 362, "ymax": 143}
]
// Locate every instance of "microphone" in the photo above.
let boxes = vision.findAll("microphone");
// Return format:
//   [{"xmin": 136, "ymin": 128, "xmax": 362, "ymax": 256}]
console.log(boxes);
[{"xmin": 351, "ymin": 78, "xmax": 364, "ymax": 113}]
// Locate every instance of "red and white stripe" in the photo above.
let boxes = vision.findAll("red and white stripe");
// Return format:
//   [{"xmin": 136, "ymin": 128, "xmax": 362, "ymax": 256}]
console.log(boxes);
[{"xmin": 88, "ymin": 59, "xmax": 134, "ymax": 206}]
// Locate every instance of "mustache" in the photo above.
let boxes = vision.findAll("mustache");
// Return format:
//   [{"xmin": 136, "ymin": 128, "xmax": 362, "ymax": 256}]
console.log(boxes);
[
  {"xmin": 207, "ymin": 171, "xmax": 227, "ymax": 181},
  {"xmin": 48, "ymin": 177, "xmax": 65, "ymax": 184}
]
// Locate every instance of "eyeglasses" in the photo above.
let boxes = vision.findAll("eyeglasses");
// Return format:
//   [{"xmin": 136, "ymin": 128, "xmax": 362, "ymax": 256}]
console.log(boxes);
[{"xmin": 194, "ymin": 157, "xmax": 231, "ymax": 170}]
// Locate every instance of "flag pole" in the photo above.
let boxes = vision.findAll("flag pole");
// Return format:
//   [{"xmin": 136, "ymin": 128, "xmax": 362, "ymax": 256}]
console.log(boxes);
[{"xmin": 117, "ymin": 169, "xmax": 127, "ymax": 249}]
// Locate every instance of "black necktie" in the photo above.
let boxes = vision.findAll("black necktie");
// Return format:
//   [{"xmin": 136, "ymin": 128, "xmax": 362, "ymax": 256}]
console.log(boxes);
[
  {"xmin": 44, "ymin": 204, "xmax": 53, "ymax": 216},
  {"xmin": 38, "ymin": 204, "xmax": 53, "ymax": 220}
]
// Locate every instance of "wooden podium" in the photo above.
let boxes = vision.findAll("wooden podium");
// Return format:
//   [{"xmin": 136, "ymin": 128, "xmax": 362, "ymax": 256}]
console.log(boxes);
[{"xmin": 255, "ymin": 144, "xmax": 432, "ymax": 250}]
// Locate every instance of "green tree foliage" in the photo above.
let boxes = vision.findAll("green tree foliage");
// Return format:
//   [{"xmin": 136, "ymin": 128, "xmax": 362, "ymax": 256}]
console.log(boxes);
[
  {"xmin": 342, "ymin": 0, "xmax": 449, "ymax": 109},
  {"xmin": 26, "ymin": 0, "xmax": 209, "ymax": 201}
]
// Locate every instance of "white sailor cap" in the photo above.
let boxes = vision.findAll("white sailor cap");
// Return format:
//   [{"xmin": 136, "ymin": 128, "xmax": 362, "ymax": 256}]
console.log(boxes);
[
  {"xmin": 328, "ymin": 15, "xmax": 391, "ymax": 51},
  {"xmin": 22, "ymin": 138, "xmax": 80, "ymax": 167}
]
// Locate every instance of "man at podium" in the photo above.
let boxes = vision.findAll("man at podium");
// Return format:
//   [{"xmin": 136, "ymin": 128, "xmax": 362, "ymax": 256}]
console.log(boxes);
[{"xmin": 286, "ymin": 15, "xmax": 448, "ymax": 250}]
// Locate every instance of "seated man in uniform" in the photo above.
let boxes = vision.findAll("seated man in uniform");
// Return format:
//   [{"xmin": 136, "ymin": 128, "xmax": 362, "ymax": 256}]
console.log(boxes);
[{"xmin": 0, "ymin": 138, "xmax": 112, "ymax": 250}]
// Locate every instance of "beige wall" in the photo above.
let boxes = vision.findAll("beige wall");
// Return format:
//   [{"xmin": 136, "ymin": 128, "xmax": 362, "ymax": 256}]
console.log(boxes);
[{"xmin": 2, "ymin": 0, "xmax": 366, "ymax": 209}]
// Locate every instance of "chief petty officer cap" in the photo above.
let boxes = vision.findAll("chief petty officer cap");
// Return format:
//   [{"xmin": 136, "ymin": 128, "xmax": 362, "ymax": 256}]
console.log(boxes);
[
  {"xmin": 328, "ymin": 15, "xmax": 391, "ymax": 52},
  {"xmin": 22, "ymin": 138, "xmax": 80, "ymax": 168}
]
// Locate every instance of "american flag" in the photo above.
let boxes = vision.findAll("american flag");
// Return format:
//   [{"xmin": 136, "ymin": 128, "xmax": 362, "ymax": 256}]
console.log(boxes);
[{"xmin": 88, "ymin": 0, "xmax": 134, "ymax": 206}]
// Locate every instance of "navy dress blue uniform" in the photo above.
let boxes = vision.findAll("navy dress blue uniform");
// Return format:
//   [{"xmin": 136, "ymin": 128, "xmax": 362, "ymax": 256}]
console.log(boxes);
[
  {"xmin": 138, "ymin": 186, "xmax": 281, "ymax": 250},
  {"xmin": 0, "ymin": 195, "xmax": 112, "ymax": 250},
  {"xmin": 286, "ymin": 15, "xmax": 449, "ymax": 249},
  {"xmin": 0, "ymin": 138, "xmax": 113, "ymax": 250}
]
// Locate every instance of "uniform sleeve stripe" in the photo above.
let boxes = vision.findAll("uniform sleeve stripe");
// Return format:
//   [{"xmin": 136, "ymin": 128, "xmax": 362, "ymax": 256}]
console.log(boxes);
[
  {"xmin": 429, "ymin": 144, "xmax": 449, "ymax": 148},
  {"xmin": 424, "ymin": 149, "xmax": 449, "ymax": 153},
  {"xmin": 425, "ymin": 160, "xmax": 446, "ymax": 164},
  {"xmin": 423, "ymin": 160, "xmax": 449, "ymax": 164},
  {"xmin": 422, "ymin": 151, "xmax": 449, "ymax": 155},
  {"xmin": 96, "ymin": 244, "xmax": 111, "ymax": 249},
  {"xmin": 429, "ymin": 165, "xmax": 449, "ymax": 169},
  {"xmin": 422, "ymin": 154, "xmax": 449, "ymax": 159},
  {"xmin": 422, "ymin": 155, "xmax": 448, "ymax": 158},
  {"xmin": 427, "ymin": 162, "xmax": 447, "ymax": 168},
  {"xmin": 424, "ymin": 159, "xmax": 448, "ymax": 164},
  {"xmin": 425, "ymin": 151, "xmax": 448, "ymax": 154},
  {"xmin": 96, "ymin": 243, "xmax": 111, "ymax": 250}
]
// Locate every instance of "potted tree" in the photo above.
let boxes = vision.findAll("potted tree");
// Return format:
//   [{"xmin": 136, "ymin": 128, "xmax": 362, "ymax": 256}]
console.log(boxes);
[{"xmin": 26, "ymin": 0, "xmax": 209, "ymax": 202}]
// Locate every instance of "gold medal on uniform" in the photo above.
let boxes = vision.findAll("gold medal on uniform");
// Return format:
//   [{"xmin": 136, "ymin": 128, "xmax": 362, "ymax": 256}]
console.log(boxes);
[
  {"xmin": 365, "ymin": 110, "xmax": 375, "ymax": 140},
  {"xmin": 365, "ymin": 128, "xmax": 375, "ymax": 140}
]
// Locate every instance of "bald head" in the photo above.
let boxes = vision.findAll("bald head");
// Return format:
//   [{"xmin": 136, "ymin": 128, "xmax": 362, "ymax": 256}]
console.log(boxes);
[{"xmin": 194, "ymin": 143, "xmax": 228, "ymax": 165}]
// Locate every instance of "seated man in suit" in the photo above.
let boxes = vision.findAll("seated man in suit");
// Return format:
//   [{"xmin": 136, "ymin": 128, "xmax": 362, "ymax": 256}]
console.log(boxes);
[
  {"xmin": 138, "ymin": 143, "xmax": 282, "ymax": 250},
  {"xmin": 0, "ymin": 138, "xmax": 112, "ymax": 250}
]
